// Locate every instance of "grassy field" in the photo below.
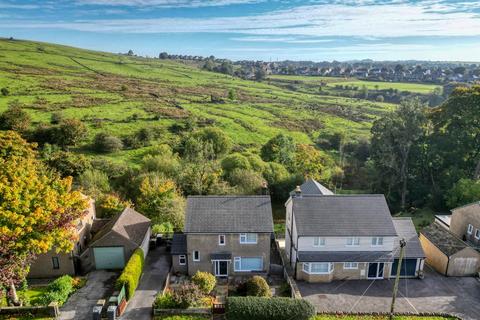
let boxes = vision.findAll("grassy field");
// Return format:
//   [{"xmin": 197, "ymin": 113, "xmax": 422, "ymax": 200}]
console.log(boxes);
[
  {"xmin": 268, "ymin": 75, "xmax": 441, "ymax": 94},
  {"xmin": 0, "ymin": 38, "xmax": 417, "ymax": 166}
]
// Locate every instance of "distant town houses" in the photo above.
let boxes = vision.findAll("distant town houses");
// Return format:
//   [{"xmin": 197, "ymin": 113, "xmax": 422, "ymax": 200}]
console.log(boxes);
[{"xmin": 155, "ymin": 51, "xmax": 480, "ymax": 84}]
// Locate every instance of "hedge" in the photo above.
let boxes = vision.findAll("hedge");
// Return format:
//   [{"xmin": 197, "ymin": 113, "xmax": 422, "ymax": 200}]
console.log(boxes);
[
  {"xmin": 226, "ymin": 297, "xmax": 315, "ymax": 320},
  {"xmin": 116, "ymin": 248, "xmax": 145, "ymax": 300},
  {"xmin": 40, "ymin": 275, "xmax": 75, "ymax": 306},
  {"xmin": 245, "ymin": 276, "xmax": 271, "ymax": 297},
  {"xmin": 191, "ymin": 271, "xmax": 216, "ymax": 295}
]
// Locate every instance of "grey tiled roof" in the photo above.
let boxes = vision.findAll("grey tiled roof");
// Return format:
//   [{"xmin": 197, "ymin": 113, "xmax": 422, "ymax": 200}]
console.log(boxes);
[
  {"xmin": 290, "ymin": 178, "xmax": 334, "ymax": 196},
  {"xmin": 293, "ymin": 195, "xmax": 397, "ymax": 237},
  {"xmin": 171, "ymin": 233, "xmax": 187, "ymax": 255},
  {"xmin": 298, "ymin": 251, "xmax": 393, "ymax": 263},
  {"xmin": 392, "ymin": 218, "xmax": 425, "ymax": 258},
  {"xmin": 185, "ymin": 196, "xmax": 273, "ymax": 233},
  {"xmin": 420, "ymin": 223, "xmax": 468, "ymax": 256},
  {"xmin": 90, "ymin": 207, "xmax": 151, "ymax": 247}
]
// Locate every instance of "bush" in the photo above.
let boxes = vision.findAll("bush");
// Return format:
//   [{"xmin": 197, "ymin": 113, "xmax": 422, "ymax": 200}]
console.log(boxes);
[
  {"xmin": 172, "ymin": 283, "xmax": 203, "ymax": 309},
  {"xmin": 227, "ymin": 297, "xmax": 315, "ymax": 320},
  {"xmin": 154, "ymin": 290, "xmax": 181, "ymax": 309},
  {"xmin": 191, "ymin": 271, "xmax": 216, "ymax": 295},
  {"xmin": 40, "ymin": 275, "xmax": 75, "ymax": 305},
  {"xmin": 116, "ymin": 248, "xmax": 145, "ymax": 300},
  {"xmin": 1, "ymin": 87, "xmax": 9, "ymax": 96},
  {"xmin": 245, "ymin": 276, "xmax": 271, "ymax": 297},
  {"xmin": 93, "ymin": 132, "xmax": 123, "ymax": 153}
]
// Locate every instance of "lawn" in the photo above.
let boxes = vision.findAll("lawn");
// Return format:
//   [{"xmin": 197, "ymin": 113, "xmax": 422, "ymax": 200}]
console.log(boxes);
[{"xmin": 21, "ymin": 286, "xmax": 48, "ymax": 306}]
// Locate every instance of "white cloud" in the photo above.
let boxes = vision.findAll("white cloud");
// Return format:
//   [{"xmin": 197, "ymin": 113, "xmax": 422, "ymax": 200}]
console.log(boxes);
[
  {"xmin": 74, "ymin": 0, "xmax": 263, "ymax": 8},
  {"xmin": 2, "ymin": 1, "xmax": 480, "ymax": 38}
]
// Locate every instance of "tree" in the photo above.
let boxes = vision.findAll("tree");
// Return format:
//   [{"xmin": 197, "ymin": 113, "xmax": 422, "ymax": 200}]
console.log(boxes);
[
  {"xmin": 93, "ymin": 133, "xmax": 123, "ymax": 153},
  {"xmin": 42, "ymin": 148, "xmax": 91, "ymax": 177},
  {"xmin": 78, "ymin": 169, "xmax": 111, "ymax": 198},
  {"xmin": 446, "ymin": 179, "xmax": 480, "ymax": 209},
  {"xmin": 96, "ymin": 193, "xmax": 131, "ymax": 218},
  {"xmin": 54, "ymin": 119, "xmax": 88, "ymax": 148},
  {"xmin": 219, "ymin": 61, "xmax": 234, "ymax": 75},
  {"xmin": 203, "ymin": 60, "xmax": 215, "ymax": 71},
  {"xmin": 127, "ymin": 50, "xmax": 134, "ymax": 56},
  {"xmin": 1, "ymin": 87, "xmax": 9, "ymax": 96},
  {"xmin": 136, "ymin": 173, "xmax": 185, "ymax": 228},
  {"xmin": 227, "ymin": 169, "xmax": 264, "ymax": 195},
  {"xmin": 221, "ymin": 153, "xmax": 251, "ymax": 175},
  {"xmin": 188, "ymin": 127, "xmax": 232, "ymax": 159},
  {"xmin": 370, "ymin": 98, "xmax": 427, "ymax": 210},
  {"xmin": 0, "ymin": 131, "xmax": 87, "ymax": 303},
  {"xmin": 50, "ymin": 112, "xmax": 64, "ymax": 125},
  {"xmin": 159, "ymin": 52, "xmax": 168, "ymax": 59},
  {"xmin": 261, "ymin": 133, "xmax": 296, "ymax": 170},
  {"xmin": 0, "ymin": 103, "xmax": 31, "ymax": 132},
  {"xmin": 255, "ymin": 68, "xmax": 266, "ymax": 81},
  {"xmin": 140, "ymin": 148, "xmax": 181, "ymax": 179},
  {"xmin": 294, "ymin": 144, "xmax": 337, "ymax": 183},
  {"xmin": 228, "ymin": 89, "xmax": 237, "ymax": 100}
]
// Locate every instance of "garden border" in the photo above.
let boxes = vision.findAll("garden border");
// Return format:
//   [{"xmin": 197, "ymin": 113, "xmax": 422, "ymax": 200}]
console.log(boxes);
[{"xmin": 0, "ymin": 302, "xmax": 59, "ymax": 318}]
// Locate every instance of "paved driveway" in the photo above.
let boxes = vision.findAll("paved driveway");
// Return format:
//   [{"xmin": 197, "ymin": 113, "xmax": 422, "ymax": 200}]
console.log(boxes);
[
  {"xmin": 60, "ymin": 270, "xmax": 117, "ymax": 320},
  {"xmin": 297, "ymin": 265, "xmax": 480, "ymax": 320},
  {"xmin": 121, "ymin": 246, "xmax": 171, "ymax": 319}
]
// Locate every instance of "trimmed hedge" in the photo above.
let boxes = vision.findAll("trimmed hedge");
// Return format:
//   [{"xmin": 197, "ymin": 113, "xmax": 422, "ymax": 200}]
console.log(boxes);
[
  {"xmin": 191, "ymin": 271, "xmax": 216, "ymax": 295},
  {"xmin": 226, "ymin": 297, "xmax": 315, "ymax": 320},
  {"xmin": 116, "ymin": 248, "xmax": 145, "ymax": 300},
  {"xmin": 245, "ymin": 276, "xmax": 271, "ymax": 297},
  {"xmin": 40, "ymin": 275, "xmax": 75, "ymax": 306}
]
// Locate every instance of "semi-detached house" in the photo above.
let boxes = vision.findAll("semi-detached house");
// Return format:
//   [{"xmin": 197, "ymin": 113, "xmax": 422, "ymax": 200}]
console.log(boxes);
[{"xmin": 285, "ymin": 179, "xmax": 425, "ymax": 283}]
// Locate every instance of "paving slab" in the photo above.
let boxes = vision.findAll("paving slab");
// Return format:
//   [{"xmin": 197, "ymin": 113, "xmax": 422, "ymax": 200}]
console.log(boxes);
[{"xmin": 297, "ymin": 265, "xmax": 480, "ymax": 320}]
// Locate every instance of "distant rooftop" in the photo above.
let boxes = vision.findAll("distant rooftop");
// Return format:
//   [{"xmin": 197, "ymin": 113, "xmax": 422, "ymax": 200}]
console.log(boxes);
[{"xmin": 290, "ymin": 178, "xmax": 334, "ymax": 196}]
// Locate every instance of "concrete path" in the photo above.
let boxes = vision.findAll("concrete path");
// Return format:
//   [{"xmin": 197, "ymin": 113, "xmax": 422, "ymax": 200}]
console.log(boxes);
[
  {"xmin": 59, "ymin": 270, "xmax": 117, "ymax": 320},
  {"xmin": 121, "ymin": 246, "xmax": 171, "ymax": 319},
  {"xmin": 297, "ymin": 265, "xmax": 480, "ymax": 320}
]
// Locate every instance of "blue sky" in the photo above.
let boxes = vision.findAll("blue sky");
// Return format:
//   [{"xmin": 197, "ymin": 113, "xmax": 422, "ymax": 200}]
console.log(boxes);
[{"xmin": 1, "ymin": 0, "xmax": 480, "ymax": 61}]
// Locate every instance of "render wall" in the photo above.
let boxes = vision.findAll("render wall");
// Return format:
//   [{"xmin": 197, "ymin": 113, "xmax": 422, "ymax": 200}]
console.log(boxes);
[
  {"xmin": 450, "ymin": 203, "xmax": 480, "ymax": 243},
  {"xmin": 295, "ymin": 262, "xmax": 392, "ymax": 283},
  {"xmin": 419, "ymin": 234, "xmax": 448, "ymax": 275}
]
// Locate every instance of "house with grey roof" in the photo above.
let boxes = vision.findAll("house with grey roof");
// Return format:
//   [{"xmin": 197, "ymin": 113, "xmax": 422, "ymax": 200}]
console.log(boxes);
[
  {"xmin": 285, "ymin": 180, "xmax": 424, "ymax": 282},
  {"xmin": 171, "ymin": 195, "xmax": 274, "ymax": 278}
]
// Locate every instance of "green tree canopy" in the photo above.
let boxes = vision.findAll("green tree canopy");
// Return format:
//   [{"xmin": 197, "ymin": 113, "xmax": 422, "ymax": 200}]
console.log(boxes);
[{"xmin": 261, "ymin": 133, "xmax": 296, "ymax": 170}]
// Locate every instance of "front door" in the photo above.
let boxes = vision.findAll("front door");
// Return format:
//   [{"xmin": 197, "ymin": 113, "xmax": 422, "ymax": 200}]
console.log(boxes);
[
  {"xmin": 214, "ymin": 260, "xmax": 228, "ymax": 277},
  {"xmin": 367, "ymin": 262, "xmax": 385, "ymax": 279}
]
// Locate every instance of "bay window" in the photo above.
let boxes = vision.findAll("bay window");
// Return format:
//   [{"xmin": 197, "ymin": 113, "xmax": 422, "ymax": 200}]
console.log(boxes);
[{"xmin": 302, "ymin": 262, "xmax": 333, "ymax": 274}]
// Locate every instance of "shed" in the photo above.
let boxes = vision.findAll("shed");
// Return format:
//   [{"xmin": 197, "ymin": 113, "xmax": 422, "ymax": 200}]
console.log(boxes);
[
  {"xmin": 419, "ymin": 223, "xmax": 480, "ymax": 276},
  {"xmin": 89, "ymin": 207, "xmax": 151, "ymax": 270}
]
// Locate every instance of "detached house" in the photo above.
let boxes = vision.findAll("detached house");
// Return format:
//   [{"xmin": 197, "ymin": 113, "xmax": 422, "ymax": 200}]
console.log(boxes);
[
  {"xmin": 285, "ymin": 179, "xmax": 424, "ymax": 283},
  {"xmin": 172, "ymin": 196, "xmax": 274, "ymax": 278}
]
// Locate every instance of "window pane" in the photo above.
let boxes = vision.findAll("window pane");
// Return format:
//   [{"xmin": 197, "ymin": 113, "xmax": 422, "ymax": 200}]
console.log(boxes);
[
  {"xmin": 234, "ymin": 258, "xmax": 241, "ymax": 270},
  {"xmin": 313, "ymin": 237, "xmax": 319, "ymax": 246},
  {"xmin": 246, "ymin": 234, "xmax": 257, "ymax": 242},
  {"xmin": 319, "ymin": 238, "xmax": 325, "ymax": 246},
  {"xmin": 311, "ymin": 262, "xmax": 329, "ymax": 273},
  {"xmin": 241, "ymin": 257, "xmax": 262, "ymax": 271}
]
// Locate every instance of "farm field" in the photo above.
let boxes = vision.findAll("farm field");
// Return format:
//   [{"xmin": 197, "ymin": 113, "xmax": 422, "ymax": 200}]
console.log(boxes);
[
  {"xmin": 268, "ymin": 74, "xmax": 441, "ymax": 94},
  {"xmin": 0, "ymin": 38, "xmax": 430, "ymax": 166}
]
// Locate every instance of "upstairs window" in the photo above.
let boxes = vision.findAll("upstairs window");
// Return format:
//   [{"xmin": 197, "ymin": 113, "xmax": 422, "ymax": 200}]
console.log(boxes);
[
  {"xmin": 240, "ymin": 233, "xmax": 257, "ymax": 244},
  {"xmin": 219, "ymin": 235, "xmax": 226, "ymax": 246},
  {"xmin": 346, "ymin": 237, "xmax": 360, "ymax": 246},
  {"xmin": 371, "ymin": 237, "xmax": 384, "ymax": 246},
  {"xmin": 313, "ymin": 237, "xmax": 326, "ymax": 247},
  {"xmin": 52, "ymin": 257, "xmax": 60, "ymax": 269},
  {"xmin": 193, "ymin": 251, "xmax": 200, "ymax": 261},
  {"xmin": 467, "ymin": 224, "xmax": 473, "ymax": 234}
]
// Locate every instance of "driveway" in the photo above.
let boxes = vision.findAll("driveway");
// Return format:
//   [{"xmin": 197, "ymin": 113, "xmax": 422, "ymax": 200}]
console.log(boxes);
[
  {"xmin": 121, "ymin": 246, "xmax": 171, "ymax": 319},
  {"xmin": 297, "ymin": 265, "xmax": 480, "ymax": 320},
  {"xmin": 59, "ymin": 270, "xmax": 117, "ymax": 320}
]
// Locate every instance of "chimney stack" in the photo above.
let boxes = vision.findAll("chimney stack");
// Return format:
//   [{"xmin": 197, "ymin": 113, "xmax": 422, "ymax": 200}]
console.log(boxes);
[{"xmin": 294, "ymin": 185, "xmax": 302, "ymax": 198}]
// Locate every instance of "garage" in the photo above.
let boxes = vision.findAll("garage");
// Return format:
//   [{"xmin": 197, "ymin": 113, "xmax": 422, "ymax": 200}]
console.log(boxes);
[
  {"xmin": 93, "ymin": 247, "xmax": 125, "ymax": 270},
  {"xmin": 391, "ymin": 258, "xmax": 418, "ymax": 277}
]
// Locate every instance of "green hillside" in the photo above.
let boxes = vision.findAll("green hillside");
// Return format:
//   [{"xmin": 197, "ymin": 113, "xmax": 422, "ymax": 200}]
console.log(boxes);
[{"xmin": 0, "ymin": 38, "xmax": 401, "ymax": 165}]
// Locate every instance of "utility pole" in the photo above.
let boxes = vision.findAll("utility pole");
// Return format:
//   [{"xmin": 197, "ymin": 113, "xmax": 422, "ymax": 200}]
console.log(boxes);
[{"xmin": 390, "ymin": 238, "xmax": 406, "ymax": 320}]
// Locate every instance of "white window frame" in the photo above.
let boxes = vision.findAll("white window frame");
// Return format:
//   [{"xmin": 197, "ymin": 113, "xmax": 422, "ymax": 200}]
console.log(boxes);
[
  {"xmin": 178, "ymin": 255, "xmax": 186, "ymax": 266},
  {"xmin": 313, "ymin": 237, "xmax": 326, "ymax": 247},
  {"xmin": 302, "ymin": 262, "xmax": 333, "ymax": 274},
  {"xmin": 219, "ymin": 234, "xmax": 226, "ymax": 246},
  {"xmin": 475, "ymin": 229, "xmax": 480, "ymax": 240},
  {"xmin": 234, "ymin": 257, "xmax": 263, "ymax": 272},
  {"xmin": 343, "ymin": 262, "xmax": 359, "ymax": 269},
  {"xmin": 240, "ymin": 233, "xmax": 257, "ymax": 244},
  {"xmin": 371, "ymin": 237, "xmax": 384, "ymax": 246},
  {"xmin": 467, "ymin": 224, "xmax": 473, "ymax": 234},
  {"xmin": 193, "ymin": 251, "xmax": 200, "ymax": 262},
  {"xmin": 346, "ymin": 237, "xmax": 360, "ymax": 246}
]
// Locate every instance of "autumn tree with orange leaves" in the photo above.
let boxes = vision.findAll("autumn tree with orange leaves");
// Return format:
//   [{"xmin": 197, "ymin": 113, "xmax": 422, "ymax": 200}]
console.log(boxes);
[{"xmin": 0, "ymin": 131, "xmax": 87, "ymax": 304}]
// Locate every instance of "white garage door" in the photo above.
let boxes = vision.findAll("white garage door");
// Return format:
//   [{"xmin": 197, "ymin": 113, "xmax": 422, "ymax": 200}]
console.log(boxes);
[{"xmin": 94, "ymin": 247, "xmax": 125, "ymax": 270}]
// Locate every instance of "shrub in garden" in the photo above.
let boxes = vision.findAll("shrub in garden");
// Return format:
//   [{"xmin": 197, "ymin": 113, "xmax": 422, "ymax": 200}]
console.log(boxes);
[
  {"xmin": 40, "ymin": 275, "xmax": 75, "ymax": 305},
  {"xmin": 154, "ymin": 291, "xmax": 181, "ymax": 309},
  {"xmin": 93, "ymin": 132, "xmax": 123, "ymax": 153},
  {"xmin": 245, "ymin": 276, "xmax": 271, "ymax": 297},
  {"xmin": 172, "ymin": 283, "xmax": 203, "ymax": 309},
  {"xmin": 191, "ymin": 271, "xmax": 216, "ymax": 295},
  {"xmin": 227, "ymin": 296, "xmax": 315, "ymax": 320},
  {"xmin": 116, "ymin": 248, "xmax": 145, "ymax": 300}
]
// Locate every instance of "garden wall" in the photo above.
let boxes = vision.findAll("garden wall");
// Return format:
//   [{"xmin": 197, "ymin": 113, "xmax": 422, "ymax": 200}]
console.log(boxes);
[
  {"xmin": 0, "ymin": 302, "xmax": 59, "ymax": 318},
  {"xmin": 153, "ymin": 308, "xmax": 211, "ymax": 317},
  {"xmin": 274, "ymin": 240, "xmax": 301, "ymax": 299}
]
